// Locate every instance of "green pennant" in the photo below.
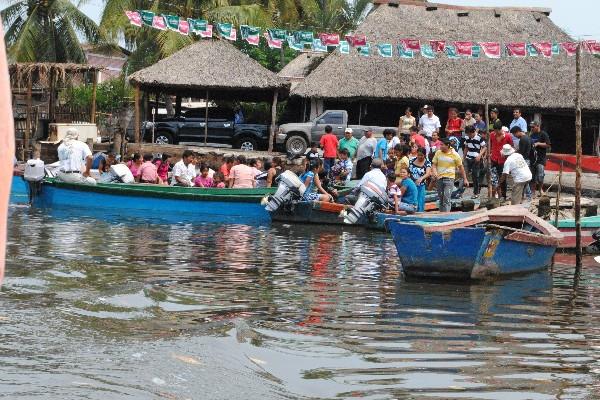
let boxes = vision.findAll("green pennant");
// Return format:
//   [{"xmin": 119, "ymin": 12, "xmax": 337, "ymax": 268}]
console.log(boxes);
[
  {"xmin": 240, "ymin": 25, "xmax": 260, "ymax": 39},
  {"xmin": 339, "ymin": 40, "xmax": 350, "ymax": 55},
  {"xmin": 397, "ymin": 44, "xmax": 414, "ymax": 58},
  {"xmin": 377, "ymin": 43, "xmax": 393, "ymax": 58},
  {"xmin": 268, "ymin": 29, "xmax": 286, "ymax": 41},
  {"xmin": 188, "ymin": 19, "xmax": 207, "ymax": 34},
  {"xmin": 551, "ymin": 42, "xmax": 560, "ymax": 55},
  {"xmin": 163, "ymin": 14, "xmax": 179, "ymax": 31},
  {"xmin": 445, "ymin": 44, "xmax": 459, "ymax": 59},
  {"xmin": 359, "ymin": 44, "xmax": 370, "ymax": 57},
  {"xmin": 287, "ymin": 36, "xmax": 304, "ymax": 51},
  {"xmin": 312, "ymin": 39, "xmax": 327, "ymax": 52},
  {"xmin": 217, "ymin": 22, "xmax": 233, "ymax": 38},
  {"xmin": 527, "ymin": 43, "xmax": 538, "ymax": 57},
  {"xmin": 139, "ymin": 10, "xmax": 154, "ymax": 26},
  {"xmin": 294, "ymin": 31, "xmax": 313, "ymax": 44},
  {"xmin": 472, "ymin": 44, "xmax": 481, "ymax": 59},
  {"xmin": 421, "ymin": 44, "xmax": 435, "ymax": 59}
]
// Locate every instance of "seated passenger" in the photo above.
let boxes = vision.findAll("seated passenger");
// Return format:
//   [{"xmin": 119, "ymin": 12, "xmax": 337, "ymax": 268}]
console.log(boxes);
[
  {"xmin": 299, "ymin": 158, "xmax": 332, "ymax": 202},
  {"xmin": 138, "ymin": 153, "xmax": 161, "ymax": 184},
  {"xmin": 228, "ymin": 155, "xmax": 255, "ymax": 188},
  {"xmin": 394, "ymin": 167, "xmax": 418, "ymax": 214},
  {"xmin": 127, "ymin": 153, "xmax": 142, "ymax": 181},
  {"xmin": 330, "ymin": 148, "xmax": 353, "ymax": 184},
  {"xmin": 171, "ymin": 150, "xmax": 196, "ymax": 187},
  {"xmin": 154, "ymin": 153, "xmax": 171, "ymax": 184},
  {"xmin": 213, "ymin": 172, "xmax": 226, "ymax": 188},
  {"xmin": 194, "ymin": 164, "xmax": 214, "ymax": 187}
]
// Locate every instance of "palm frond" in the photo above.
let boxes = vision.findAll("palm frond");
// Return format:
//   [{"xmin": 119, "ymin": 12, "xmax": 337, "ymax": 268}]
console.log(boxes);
[
  {"xmin": 1, "ymin": 1, "xmax": 25, "ymax": 28},
  {"xmin": 57, "ymin": 0, "xmax": 101, "ymax": 43},
  {"xmin": 206, "ymin": 4, "xmax": 271, "ymax": 27},
  {"xmin": 8, "ymin": 4, "xmax": 42, "ymax": 62}
]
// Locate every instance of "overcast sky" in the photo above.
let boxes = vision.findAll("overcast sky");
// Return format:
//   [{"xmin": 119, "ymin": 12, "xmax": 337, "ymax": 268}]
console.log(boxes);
[{"xmin": 81, "ymin": 0, "xmax": 600, "ymax": 41}]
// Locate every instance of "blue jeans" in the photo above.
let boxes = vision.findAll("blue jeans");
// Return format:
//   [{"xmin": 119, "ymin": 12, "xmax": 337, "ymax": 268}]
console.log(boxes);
[
  {"xmin": 323, "ymin": 158, "xmax": 335, "ymax": 174},
  {"xmin": 416, "ymin": 184, "xmax": 426, "ymax": 212},
  {"xmin": 437, "ymin": 177, "xmax": 454, "ymax": 212}
]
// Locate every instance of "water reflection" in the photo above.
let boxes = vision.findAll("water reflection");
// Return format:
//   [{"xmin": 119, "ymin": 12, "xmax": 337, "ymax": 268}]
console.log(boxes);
[{"xmin": 1, "ymin": 206, "xmax": 599, "ymax": 399}]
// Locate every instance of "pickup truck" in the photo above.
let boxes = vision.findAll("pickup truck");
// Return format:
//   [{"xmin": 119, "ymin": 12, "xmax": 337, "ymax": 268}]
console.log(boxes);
[
  {"xmin": 142, "ymin": 108, "xmax": 270, "ymax": 151},
  {"xmin": 276, "ymin": 110, "xmax": 398, "ymax": 155}
]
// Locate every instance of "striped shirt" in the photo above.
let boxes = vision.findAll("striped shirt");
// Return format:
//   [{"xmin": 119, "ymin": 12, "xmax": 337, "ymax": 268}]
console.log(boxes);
[
  {"xmin": 432, "ymin": 149, "xmax": 463, "ymax": 180},
  {"xmin": 464, "ymin": 134, "xmax": 486, "ymax": 159}
]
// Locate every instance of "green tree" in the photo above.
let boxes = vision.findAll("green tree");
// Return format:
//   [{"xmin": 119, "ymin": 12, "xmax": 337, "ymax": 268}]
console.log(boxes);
[{"xmin": 1, "ymin": 0, "xmax": 101, "ymax": 62}]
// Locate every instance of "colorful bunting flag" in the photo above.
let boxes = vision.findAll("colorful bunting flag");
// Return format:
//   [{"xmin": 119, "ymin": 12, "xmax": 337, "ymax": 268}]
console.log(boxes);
[
  {"xmin": 345, "ymin": 34, "xmax": 367, "ymax": 47},
  {"xmin": 217, "ymin": 23, "xmax": 236, "ymax": 40},
  {"xmin": 506, "ymin": 42, "xmax": 527, "ymax": 57},
  {"xmin": 527, "ymin": 43, "xmax": 538, "ymax": 57},
  {"xmin": 532, "ymin": 42, "xmax": 552, "ymax": 57},
  {"xmin": 339, "ymin": 40, "xmax": 350, "ymax": 54},
  {"xmin": 139, "ymin": 10, "xmax": 154, "ymax": 26},
  {"xmin": 429, "ymin": 40, "xmax": 446, "ymax": 53},
  {"xmin": 397, "ymin": 44, "xmax": 414, "ymax": 59},
  {"xmin": 400, "ymin": 39, "xmax": 421, "ymax": 52},
  {"xmin": 582, "ymin": 40, "xmax": 600, "ymax": 54},
  {"xmin": 178, "ymin": 20, "xmax": 189, "ymax": 36},
  {"xmin": 264, "ymin": 33, "xmax": 282, "ymax": 49},
  {"xmin": 125, "ymin": 11, "xmax": 142, "ymax": 27},
  {"xmin": 421, "ymin": 44, "xmax": 435, "ymax": 59},
  {"xmin": 454, "ymin": 41, "xmax": 473, "ymax": 57},
  {"xmin": 152, "ymin": 15, "xmax": 166, "ymax": 30},
  {"xmin": 561, "ymin": 42, "xmax": 578, "ymax": 56},
  {"xmin": 319, "ymin": 33, "xmax": 340, "ymax": 46},
  {"xmin": 312, "ymin": 39, "xmax": 328, "ymax": 52},
  {"xmin": 189, "ymin": 19, "xmax": 207, "ymax": 34},
  {"xmin": 240, "ymin": 25, "xmax": 260, "ymax": 39},
  {"xmin": 472, "ymin": 44, "xmax": 481, "ymax": 59},
  {"xmin": 359, "ymin": 45, "xmax": 370, "ymax": 57},
  {"xmin": 268, "ymin": 29, "xmax": 287, "ymax": 41},
  {"xmin": 479, "ymin": 42, "xmax": 501, "ymax": 58},
  {"xmin": 287, "ymin": 36, "xmax": 304, "ymax": 51},
  {"xmin": 294, "ymin": 31, "xmax": 313, "ymax": 44},
  {"xmin": 164, "ymin": 15, "xmax": 179, "ymax": 31},
  {"xmin": 377, "ymin": 43, "xmax": 393, "ymax": 58},
  {"xmin": 445, "ymin": 44, "xmax": 459, "ymax": 59},
  {"xmin": 551, "ymin": 42, "xmax": 560, "ymax": 55},
  {"xmin": 199, "ymin": 24, "xmax": 213, "ymax": 38}
]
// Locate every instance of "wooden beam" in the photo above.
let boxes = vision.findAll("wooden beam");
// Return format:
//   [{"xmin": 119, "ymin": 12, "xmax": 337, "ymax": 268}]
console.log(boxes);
[
  {"xmin": 134, "ymin": 85, "xmax": 141, "ymax": 144},
  {"xmin": 175, "ymin": 95, "xmax": 182, "ymax": 116},
  {"xmin": 484, "ymin": 99, "xmax": 491, "ymax": 199},
  {"xmin": 574, "ymin": 43, "xmax": 583, "ymax": 283},
  {"xmin": 268, "ymin": 90, "xmax": 279, "ymax": 153},
  {"xmin": 24, "ymin": 75, "xmax": 32, "ymax": 160},
  {"xmin": 90, "ymin": 70, "xmax": 97, "ymax": 124},
  {"xmin": 204, "ymin": 90, "xmax": 209, "ymax": 145}
]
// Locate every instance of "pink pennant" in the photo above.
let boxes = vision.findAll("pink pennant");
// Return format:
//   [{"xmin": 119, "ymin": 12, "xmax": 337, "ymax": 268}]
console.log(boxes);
[
  {"xmin": 199, "ymin": 24, "xmax": 213, "ymax": 38},
  {"xmin": 319, "ymin": 33, "xmax": 340, "ymax": 46},
  {"xmin": 152, "ymin": 15, "xmax": 166, "ymax": 30},
  {"xmin": 400, "ymin": 39, "xmax": 421, "ymax": 52},
  {"xmin": 264, "ymin": 33, "xmax": 282, "ymax": 49},
  {"xmin": 345, "ymin": 34, "xmax": 367, "ymax": 47},
  {"xmin": 532, "ymin": 42, "xmax": 552, "ymax": 57},
  {"xmin": 561, "ymin": 42, "xmax": 578, "ymax": 56},
  {"xmin": 479, "ymin": 42, "xmax": 501, "ymax": 58},
  {"xmin": 429, "ymin": 40, "xmax": 446, "ymax": 53},
  {"xmin": 582, "ymin": 40, "xmax": 600, "ymax": 55},
  {"xmin": 178, "ymin": 20, "xmax": 189, "ymax": 36},
  {"xmin": 246, "ymin": 34, "xmax": 260, "ymax": 46},
  {"xmin": 506, "ymin": 42, "xmax": 527, "ymax": 57},
  {"xmin": 454, "ymin": 41, "xmax": 473, "ymax": 57},
  {"xmin": 125, "ymin": 11, "xmax": 142, "ymax": 27}
]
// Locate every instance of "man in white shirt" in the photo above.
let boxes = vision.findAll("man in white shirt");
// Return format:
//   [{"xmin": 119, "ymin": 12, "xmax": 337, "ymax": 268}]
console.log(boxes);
[
  {"xmin": 418, "ymin": 105, "xmax": 441, "ymax": 139},
  {"xmin": 56, "ymin": 128, "xmax": 95, "ymax": 185},
  {"xmin": 355, "ymin": 128, "xmax": 378, "ymax": 179},
  {"xmin": 509, "ymin": 108, "xmax": 528, "ymax": 148},
  {"xmin": 499, "ymin": 144, "xmax": 532, "ymax": 205},
  {"xmin": 345, "ymin": 158, "xmax": 387, "ymax": 205},
  {"xmin": 171, "ymin": 150, "xmax": 197, "ymax": 186}
]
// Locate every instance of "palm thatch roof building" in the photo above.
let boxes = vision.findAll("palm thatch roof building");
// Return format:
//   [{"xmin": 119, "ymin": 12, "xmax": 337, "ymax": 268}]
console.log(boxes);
[
  {"xmin": 129, "ymin": 39, "xmax": 290, "ymax": 148},
  {"xmin": 292, "ymin": 0, "xmax": 600, "ymax": 154}
]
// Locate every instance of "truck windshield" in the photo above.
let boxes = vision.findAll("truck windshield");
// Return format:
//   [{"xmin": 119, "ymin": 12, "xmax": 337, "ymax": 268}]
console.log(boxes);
[{"xmin": 317, "ymin": 112, "xmax": 344, "ymax": 125}]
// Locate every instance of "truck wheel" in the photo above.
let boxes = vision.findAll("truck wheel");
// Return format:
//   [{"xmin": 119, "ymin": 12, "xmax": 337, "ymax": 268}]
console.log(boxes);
[
  {"xmin": 238, "ymin": 137, "xmax": 258, "ymax": 152},
  {"xmin": 286, "ymin": 135, "xmax": 307, "ymax": 156},
  {"xmin": 154, "ymin": 132, "xmax": 173, "ymax": 145}
]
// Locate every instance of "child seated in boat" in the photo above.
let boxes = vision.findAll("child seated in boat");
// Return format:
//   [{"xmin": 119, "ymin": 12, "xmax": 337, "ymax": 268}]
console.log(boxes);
[
  {"xmin": 387, "ymin": 172, "xmax": 401, "ymax": 213},
  {"xmin": 194, "ymin": 164, "xmax": 214, "ymax": 187},
  {"xmin": 126, "ymin": 153, "xmax": 142, "ymax": 181},
  {"xmin": 138, "ymin": 153, "xmax": 162, "ymax": 184},
  {"xmin": 300, "ymin": 158, "xmax": 333, "ymax": 202},
  {"xmin": 306, "ymin": 142, "xmax": 320, "ymax": 160},
  {"xmin": 330, "ymin": 148, "xmax": 353, "ymax": 184},
  {"xmin": 213, "ymin": 172, "xmax": 226, "ymax": 188},
  {"xmin": 153, "ymin": 154, "xmax": 171, "ymax": 184}
]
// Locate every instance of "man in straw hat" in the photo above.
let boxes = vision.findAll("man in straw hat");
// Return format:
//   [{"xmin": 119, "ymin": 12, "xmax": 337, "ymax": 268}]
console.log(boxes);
[
  {"xmin": 499, "ymin": 144, "xmax": 532, "ymax": 205},
  {"xmin": 56, "ymin": 127, "xmax": 95, "ymax": 185}
]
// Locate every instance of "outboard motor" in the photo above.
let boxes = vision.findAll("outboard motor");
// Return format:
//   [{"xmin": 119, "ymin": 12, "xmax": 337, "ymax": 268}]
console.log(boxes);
[
  {"xmin": 343, "ymin": 180, "xmax": 388, "ymax": 224},
  {"xmin": 24, "ymin": 158, "xmax": 45, "ymax": 204},
  {"xmin": 263, "ymin": 170, "xmax": 306, "ymax": 212}
]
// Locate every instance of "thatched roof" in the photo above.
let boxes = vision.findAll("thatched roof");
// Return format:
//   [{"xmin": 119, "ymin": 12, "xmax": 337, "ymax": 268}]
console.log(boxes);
[
  {"xmin": 278, "ymin": 52, "xmax": 326, "ymax": 91},
  {"xmin": 293, "ymin": 1, "xmax": 600, "ymax": 111},
  {"xmin": 129, "ymin": 39, "xmax": 289, "ymax": 102},
  {"xmin": 9, "ymin": 63, "xmax": 102, "ymax": 88}
]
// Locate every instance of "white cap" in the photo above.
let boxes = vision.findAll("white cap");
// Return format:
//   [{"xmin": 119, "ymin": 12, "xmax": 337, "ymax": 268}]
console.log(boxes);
[
  {"xmin": 501, "ymin": 144, "xmax": 515, "ymax": 156},
  {"xmin": 344, "ymin": 128, "xmax": 353, "ymax": 134}
]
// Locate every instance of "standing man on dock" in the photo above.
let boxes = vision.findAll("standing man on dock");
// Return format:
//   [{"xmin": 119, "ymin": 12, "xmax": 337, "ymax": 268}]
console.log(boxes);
[
  {"xmin": 529, "ymin": 121, "xmax": 551, "ymax": 198},
  {"xmin": 431, "ymin": 138, "xmax": 469, "ymax": 212},
  {"xmin": 56, "ymin": 128, "xmax": 95, "ymax": 185},
  {"xmin": 355, "ymin": 128, "xmax": 377, "ymax": 179},
  {"xmin": 509, "ymin": 109, "xmax": 527, "ymax": 148},
  {"xmin": 499, "ymin": 144, "xmax": 532, "ymax": 205}
]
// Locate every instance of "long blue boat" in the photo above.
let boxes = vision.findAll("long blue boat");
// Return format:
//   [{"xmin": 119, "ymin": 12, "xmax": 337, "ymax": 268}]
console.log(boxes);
[
  {"xmin": 385, "ymin": 206, "xmax": 563, "ymax": 280},
  {"xmin": 25, "ymin": 177, "xmax": 276, "ymax": 224}
]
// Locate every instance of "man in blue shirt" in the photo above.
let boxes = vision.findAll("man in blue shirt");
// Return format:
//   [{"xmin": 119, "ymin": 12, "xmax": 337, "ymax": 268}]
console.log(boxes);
[{"xmin": 509, "ymin": 108, "xmax": 527, "ymax": 148}]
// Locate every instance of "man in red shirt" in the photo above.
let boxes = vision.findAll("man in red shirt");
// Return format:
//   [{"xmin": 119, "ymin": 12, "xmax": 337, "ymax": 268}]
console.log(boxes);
[
  {"xmin": 445, "ymin": 107, "xmax": 464, "ymax": 139},
  {"xmin": 320, "ymin": 125, "xmax": 339, "ymax": 173},
  {"xmin": 489, "ymin": 120, "xmax": 514, "ymax": 200}
]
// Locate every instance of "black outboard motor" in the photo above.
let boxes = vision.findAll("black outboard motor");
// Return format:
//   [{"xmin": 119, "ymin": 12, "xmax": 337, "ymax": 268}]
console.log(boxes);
[
  {"xmin": 23, "ymin": 158, "xmax": 45, "ymax": 204},
  {"xmin": 263, "ymin": 170, "xmax": 307, "ymax": 212}
]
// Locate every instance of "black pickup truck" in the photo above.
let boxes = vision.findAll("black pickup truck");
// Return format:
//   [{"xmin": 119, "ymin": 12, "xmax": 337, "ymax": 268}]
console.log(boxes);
[{"xmin": 141, "ymin": 108, "xmax": 270, "ymax": 151}]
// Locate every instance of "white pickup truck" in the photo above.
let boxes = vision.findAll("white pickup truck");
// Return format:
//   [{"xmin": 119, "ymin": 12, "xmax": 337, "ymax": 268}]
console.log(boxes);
[{"xmin": 276, "ymin": 110, "xmax": 398, "ymax": 155}]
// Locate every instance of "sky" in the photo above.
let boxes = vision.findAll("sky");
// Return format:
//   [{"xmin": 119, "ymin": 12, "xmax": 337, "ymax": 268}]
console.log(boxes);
[{"xmin": 81, "ymin": 0, "xmax": 600, "ymax": 41}]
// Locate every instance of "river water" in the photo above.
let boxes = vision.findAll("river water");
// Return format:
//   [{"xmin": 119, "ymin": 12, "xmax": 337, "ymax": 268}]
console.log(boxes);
[{"xmin": 1, "ymin": 205, "xmax": 599, "ymax": 399}]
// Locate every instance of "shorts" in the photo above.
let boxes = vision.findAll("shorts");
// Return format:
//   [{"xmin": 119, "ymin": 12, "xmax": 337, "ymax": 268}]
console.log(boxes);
[
  {"xmin": 490, "ymin": 163, "xmax": 501, "ymax": 187},
  {"xmin": 532, "ymin": 163, "xmax": 545, "ymax": 184},
  {"xmin": 303, "ymin": 192, "xmax": 321, "ymax": 201}
]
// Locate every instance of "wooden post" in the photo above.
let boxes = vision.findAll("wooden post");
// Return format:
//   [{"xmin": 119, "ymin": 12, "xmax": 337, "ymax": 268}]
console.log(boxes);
[
  {"xmin": 134, "ymin": 86, "xmax": 141, "ymax": 144},
  {"xmin": 48, "ymin": 69, "xmax": 55, "ymax": 123},
  {"xmin": 554, "ymin": 160, "xmax": 563, "ymax": 227},
  {"xmin": 574, "ymin": 43, "xmax": 583, "ymax": 282},
  {"xmin": 280, "ymin": 47, "xmax": 286, "ymax": 69},
  {"xmin": 175, "ymin": 95, "xmax": 182, "ymax": 116},
  {"xmin": 268, "ymin": 90, "xmax": 279, "ymax": 153},
  {"xmin": 484, "ymin": 99, "xmax": 491, "ymax": 198},
  {"xmin": 358, "ymin": 103, "xmax": 362, "ymax": 125},
  {"xmin": 90, "ymin": 70, "xmax": 97, "ymax": 124},
  {"xmin": 24, "ymin": 75, "xmax": 32, "ymax": 160},
  {"xmin": 204, "ymin": 90, "xmax": 209, "ymax": 145}
]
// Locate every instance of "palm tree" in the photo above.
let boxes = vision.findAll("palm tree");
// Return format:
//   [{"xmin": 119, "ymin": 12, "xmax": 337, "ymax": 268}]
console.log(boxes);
[{"xmin": 1, "ymin": 0, "xmax": 101, "ymax": 62}]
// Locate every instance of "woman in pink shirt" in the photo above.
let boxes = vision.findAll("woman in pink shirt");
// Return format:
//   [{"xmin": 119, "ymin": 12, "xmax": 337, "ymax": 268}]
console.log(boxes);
[
  {"xmin": 228, "ymin": 155, "xmax": 256, "ymax": 188},
  {"xmin": 138, "ymin": 154, "xmax": 161, "ymax": 184},
  {"xmin": 194, "ymin": 164, "xmax": 214, "ymax": 187},
  {"xmin": 153, "ymin": 153, "xmax": 171, "ymax": 184},
  {"xmin": 126, "ymin": 153, "xmax": 142, "ymax": 179}
]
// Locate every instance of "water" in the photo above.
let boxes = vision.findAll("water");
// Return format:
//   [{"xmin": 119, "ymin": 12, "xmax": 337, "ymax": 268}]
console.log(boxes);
[{"xmin": 1, "ymin": 206, "xmax": 599, "ymax": 399}]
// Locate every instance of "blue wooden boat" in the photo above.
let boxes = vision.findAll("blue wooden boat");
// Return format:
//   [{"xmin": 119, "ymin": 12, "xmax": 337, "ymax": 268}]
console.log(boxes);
[
  {"xmin": 27, "ymin": 178, "xmax": 277, "ymax": 224},
  {"xmin": 385, "ymin": 206, "xmax": 563, "ymax": 280},
  {"xmin": 10, "ymin": 175, "xmax": 29, "ymax": 204},
  {"xmin": 365, "ymin": 210, "xmax": 481, "ymax": 231}
]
